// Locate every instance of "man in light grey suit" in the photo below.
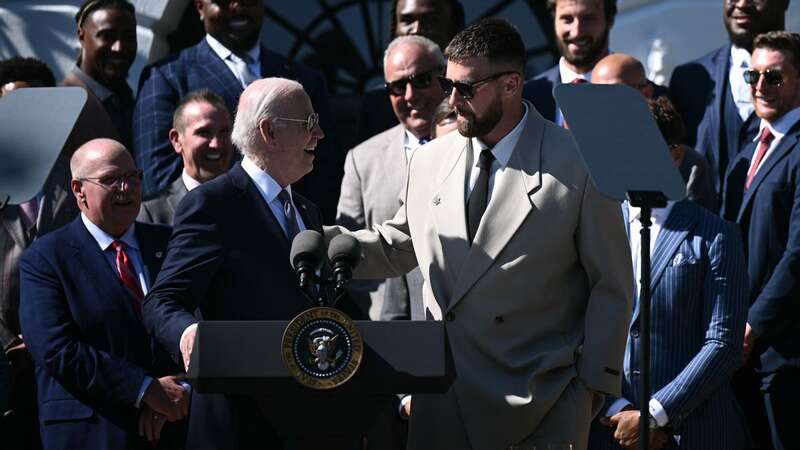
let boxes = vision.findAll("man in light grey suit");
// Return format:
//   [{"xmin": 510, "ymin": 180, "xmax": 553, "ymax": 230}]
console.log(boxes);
[
  {"xmin": 138, "ymin": 90, "xmax": 233, "ymax": 225},
  {"xmin": 326, "ymin": 19, "xmax": 632, "ymax": 450},
  {"xmin": 588, "ymin": 97, "xmax": 750, "ymax": 450},
  {"xmin": 337, "ymin": 35, "xmax": 445, "ymax": 321}
]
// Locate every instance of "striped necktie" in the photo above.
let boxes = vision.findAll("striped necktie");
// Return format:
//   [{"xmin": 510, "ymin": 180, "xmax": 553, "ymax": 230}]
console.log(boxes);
[{"xmin": 111, "ymin": 240, "xmax": 144, "ymax": 317}]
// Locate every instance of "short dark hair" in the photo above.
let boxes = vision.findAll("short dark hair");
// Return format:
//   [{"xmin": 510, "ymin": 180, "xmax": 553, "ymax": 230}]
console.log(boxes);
[
  {"xmin": 753, "ymin": 31, "xmax": 800, "ymax": 72},
  {"xmin": 444, "ymin": 18, "xmax": 526, "ymax": 72},
  {"xmin": 647, "ymin": 96, "xmax": 685, "ymax": 147},
  {"xmin": 389, "ymin": 0, "xmax": 466, "ymax": 41},
  {"xmin": 0, "ymin": 57, "xmax": 56, "ymax": 88},
  {"xmin": 75, "ymin": 0, "xmax": 135, "ymax": 28},
  {"xmin": 173, "ymin": 89, "xmax": 229, "ymax": 132},
  {"xmin": 547, "ymin": 0, "xmax": 617, "ymax": 21}
]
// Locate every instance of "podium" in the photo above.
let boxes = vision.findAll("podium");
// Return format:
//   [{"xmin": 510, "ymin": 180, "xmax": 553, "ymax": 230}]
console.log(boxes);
[{"xmin": 187, "ymin": 320, "xmax": 452, "ymax": 446}]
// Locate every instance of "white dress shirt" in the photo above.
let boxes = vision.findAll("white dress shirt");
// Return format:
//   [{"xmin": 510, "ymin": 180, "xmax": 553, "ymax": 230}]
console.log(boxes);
[
  {"xmin": 729, "ymin": 45, "xmax": 754, "ymax": 121},
  {"xmin": 241, "ymin": 155, "xmax": 308, "ymax": 236},
  {"xmin": 556, "ymin": 57, "xmax": 592, "ymax": 126},
  {"xmin": 205, "ymin": 34, "xmax": 261, "ymax": 88},
  {"xmin": 181, "ymin": 170, "xmax": 202, "ymax": 192},
  {"xmin": 404, "ymin": 130, "xmax": 428, "ymax": 161},
  {"xmin": 748, "ymin": 106, "xmax": 800, "ymax": 178},
  {"xmin": 466, "ymin": 103, "xmax": 529, "ymax": 202}
]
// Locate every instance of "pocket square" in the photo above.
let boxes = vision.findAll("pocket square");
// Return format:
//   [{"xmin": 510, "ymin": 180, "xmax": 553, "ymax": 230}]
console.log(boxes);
[{"xmin": 671, "ymin": 252, "xmax": 696, "ymax": 267}]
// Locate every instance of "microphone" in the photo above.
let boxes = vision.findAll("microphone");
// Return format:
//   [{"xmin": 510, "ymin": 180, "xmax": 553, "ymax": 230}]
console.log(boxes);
[
  {"xmin": 327, "ymin": 234, "xmax": 361, "ymax": 298},
  {"xmin": 289, "ymin": 230, "xmax": 325, "ymax": 298}
]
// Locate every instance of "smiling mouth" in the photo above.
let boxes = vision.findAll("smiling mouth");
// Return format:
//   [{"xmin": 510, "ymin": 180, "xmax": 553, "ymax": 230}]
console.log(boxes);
[{"xmin": 205, "ymin": 152, "xmax": 222, "ymax": 161}]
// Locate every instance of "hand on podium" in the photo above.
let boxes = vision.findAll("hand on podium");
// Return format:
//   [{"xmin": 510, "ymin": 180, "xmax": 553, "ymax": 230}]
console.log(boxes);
[{"xmin": 180, "ymin": 323, "xmax": 198, "ymax": 371}]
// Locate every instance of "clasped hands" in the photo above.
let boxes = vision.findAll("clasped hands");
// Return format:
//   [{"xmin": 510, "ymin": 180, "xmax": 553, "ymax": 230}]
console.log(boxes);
[
  {"xmin": 138, "ymin": 375, "xmax": 190, "ymax": 444},
  {"xmin": 599, "ymin": 407, "xmax": 668, "ymax": 450}
]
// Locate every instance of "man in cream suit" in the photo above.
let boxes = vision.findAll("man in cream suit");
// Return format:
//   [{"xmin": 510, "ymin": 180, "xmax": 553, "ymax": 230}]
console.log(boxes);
[
  {"xmin": 326, "ymin": 18, "xmax": 632, "ymax": 450},
  {"xmin": 336, "ymin": 35, "xmax": 445, "ymax": 321}
]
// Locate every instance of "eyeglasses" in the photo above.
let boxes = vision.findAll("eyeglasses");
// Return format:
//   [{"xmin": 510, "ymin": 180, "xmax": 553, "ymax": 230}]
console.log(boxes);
[
  {"xmin": 385, "ymin": 69, "xmax": 441, "ymax": 96},
  {"xmin": 743, "ymin": 69, "xmax": 784, "ymax": 86},
  {"xmin": 77, "ymin": 170, "xmax": 142, "ymax": 190},
  {"xmin": 438, "ymin": 71, "xmax": 518, "ymax": 100},
  {"xmin": 274, "ymin": 112, "xmax": 320, "ymax": 132},
  {"xmin": 212, "ymin": 0, "xmax": 261, "ymax": 8}
]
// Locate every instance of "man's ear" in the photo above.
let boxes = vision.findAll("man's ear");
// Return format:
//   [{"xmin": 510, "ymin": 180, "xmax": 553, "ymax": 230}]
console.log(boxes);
[
  {"xmin": 504, "ymin": 72, "xmax": 522, "ymax": 96},
  {"xmin": 259, "ymin": 118, "xmax": 275, "ymax": 144},
  {"xmin": 194, "ymin": 0, "xmax": 205, "ymax": 20},
  {"xmin": 169, "ymin": 128, "xmax": 182, "ymax": 155},
  {"xmin": 71, "ymin": 179, "xmax": 85, "ymax": 205}
]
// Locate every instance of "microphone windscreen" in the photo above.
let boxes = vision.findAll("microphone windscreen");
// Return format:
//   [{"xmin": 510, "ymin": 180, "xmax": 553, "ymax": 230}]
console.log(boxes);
[
  {"xmin": 327, "ymin": 234, "xmax": 362, "ymax": 269},
  {"xmin": 290, "ymin": 230, "xmax": 325, "ymax": 270}
]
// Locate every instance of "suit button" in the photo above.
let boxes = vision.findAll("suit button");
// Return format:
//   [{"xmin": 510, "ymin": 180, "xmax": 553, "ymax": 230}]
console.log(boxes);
[
  {"xmin": 631, "ymin": 329, "xmax": 639, "ymax": 338},
  {"xmin": 445, "ymin": 312, "xmax": 456, "ymax": 322},
  {"xmin": 494, "ymin": 316, "xmax": 504, "ymax": 324}
]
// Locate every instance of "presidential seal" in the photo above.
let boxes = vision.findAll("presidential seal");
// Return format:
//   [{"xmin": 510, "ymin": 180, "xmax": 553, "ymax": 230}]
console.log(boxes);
[{"xmin": 281, "ymin": 307, "xmax": 364, "ymax": 389}]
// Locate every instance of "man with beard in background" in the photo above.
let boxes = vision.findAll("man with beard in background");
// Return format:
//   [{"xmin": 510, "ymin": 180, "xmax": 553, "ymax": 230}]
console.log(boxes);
[{"xmin": 522, "ymin": 0, "xmax": 616, "ymax": 126}]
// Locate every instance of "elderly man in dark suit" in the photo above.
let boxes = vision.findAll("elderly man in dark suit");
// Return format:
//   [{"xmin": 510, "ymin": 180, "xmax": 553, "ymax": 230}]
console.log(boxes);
[
  {"xmin": 18, "ymin": 138, "xmax": 189, "ymax": 450},
  {"xmin": 134, "ymin": 0, "xmax": 340, "ymax": 222},
  {"xmin": 138, "ymin": 89, "xmax": 233, "ymax": 225},
  {"xmin": 338, "ymin": 35, "xmax": 445, "ymax": 321},
  {"xmin": 669, "ymin": 0, "xmax": 789, "ymax": 210},
  {"xmin": 522, "ymin": 0, "xmax": 616, "ymax": 125},
  {"xmin": 588, "ymin": 97, "xmax": 750, "ymax": 450},
  {"xmin": 722, "ymin": 31, "xmax": 800, "ymax": 450},
  {"xmin": 142, "ymin": 78, "xmax": 364, "ymax": 450}
]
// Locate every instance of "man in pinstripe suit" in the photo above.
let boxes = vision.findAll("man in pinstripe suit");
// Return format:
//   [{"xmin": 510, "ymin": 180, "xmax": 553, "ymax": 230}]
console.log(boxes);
[{"xmin": 589, "ymin": 98, "xmax": 750, "ymax": 450}]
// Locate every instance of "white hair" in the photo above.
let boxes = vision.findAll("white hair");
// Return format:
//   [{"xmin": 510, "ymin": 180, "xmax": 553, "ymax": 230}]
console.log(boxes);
[
  {"xmin": 231, "ymin": 77, "xmax": 304, "ymax": 156},
  {"xmin": 382, "ymin": 35, "xmax": 445, "ymax": 77}
]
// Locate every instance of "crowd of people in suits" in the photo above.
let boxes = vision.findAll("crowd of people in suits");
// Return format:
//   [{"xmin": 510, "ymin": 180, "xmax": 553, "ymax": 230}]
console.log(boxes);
[{"xmin": 0, "ymin": 0, "xmax": 798, "ymax": 449}]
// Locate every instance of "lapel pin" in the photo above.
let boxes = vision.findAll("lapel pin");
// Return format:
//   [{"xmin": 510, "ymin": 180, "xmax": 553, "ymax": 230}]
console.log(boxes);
[
  {"xmin": 155, "ymin": 251, "xmax": 163, "ymax": 259},
  {"xmin": 433, "ymin": 196, "xmax": 441, "ymax": 206}
]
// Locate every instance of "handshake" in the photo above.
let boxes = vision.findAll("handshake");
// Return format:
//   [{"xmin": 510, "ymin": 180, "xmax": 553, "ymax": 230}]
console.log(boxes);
[{"xmin": 138, "ymin": 375, "xmax": 190, "ymax": 444}]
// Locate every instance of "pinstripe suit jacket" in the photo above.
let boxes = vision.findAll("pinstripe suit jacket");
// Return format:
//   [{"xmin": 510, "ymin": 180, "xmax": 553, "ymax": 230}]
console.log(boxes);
[{"xmin": 590, "ymin": 200, "xmax": 749, "ymax": 449}]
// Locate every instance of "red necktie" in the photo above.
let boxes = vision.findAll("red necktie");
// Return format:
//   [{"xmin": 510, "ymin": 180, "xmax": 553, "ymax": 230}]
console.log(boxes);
[
  {"xmin": 746, "ymin": 128, "xmax": 775, "ymax": 189},
  {"xmin": 111, "ymin": 240, "xmax": 144, "ymax": 317},
  {"xmin": 563, "ymin": 78, "xmax": 587, "ymax": 129}
]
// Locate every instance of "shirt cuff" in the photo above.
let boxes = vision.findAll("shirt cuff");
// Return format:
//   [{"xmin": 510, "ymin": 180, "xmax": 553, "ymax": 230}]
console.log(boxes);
[
  {"xmin": 649, "ymin": 398, "xmax": 670, "ymax": 427},
  {"xmin": 605, "ymin": 398, "xmax": 632, "ymax": 417},
  {"xmin": 398, "ymin": 395, "xmax": 412, "ymax": 419},
  {"xmin": 136, "ymin": 376, "xmax": 154, "ymax": 408}
]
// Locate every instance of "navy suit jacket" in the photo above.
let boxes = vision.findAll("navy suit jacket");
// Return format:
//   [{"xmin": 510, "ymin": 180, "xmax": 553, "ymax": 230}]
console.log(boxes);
[
  {"xmin": 142, "ymin": 163, "xmax": 363, "ymax": 449},
  {"xmin": 133, "ymin": 38, "xmax": 343, "ymax": 221},
  {"xmin": 590, "ymin": 200, "xmax": 749, "ymax": 449},
  {"xmin": 670, "ymin": 46, "xmax": 760, "ymax": 207},
  {"xmin": 728, "ymin": 122, "xmax": 800, "ymax": 374},
  {"xmin": 18, "ymin": 218, "xmax": 177, "ymax": 450},
  {"xmin": 522, "ymin": 65, "xmax": 560, "ymax": 122}
]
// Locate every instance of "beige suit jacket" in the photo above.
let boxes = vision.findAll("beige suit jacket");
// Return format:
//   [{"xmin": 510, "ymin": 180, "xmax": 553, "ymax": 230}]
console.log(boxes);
[{"xmin": 326, "ymin": 103, "xmax": 632, "ymax": 449}]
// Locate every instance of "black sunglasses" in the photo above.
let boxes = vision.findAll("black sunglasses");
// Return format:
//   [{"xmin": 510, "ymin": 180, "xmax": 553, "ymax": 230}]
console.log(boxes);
[
  {"xmin": 438, "ymin": 71, "xmax": 519, "ymax": 100},
  {"xmin": 385, "ymin": 69, "xmax": 441, "ymax": 96},
  {"xmin": 743, "ymin": 69, "xmax": 784, "ymax": 86}
]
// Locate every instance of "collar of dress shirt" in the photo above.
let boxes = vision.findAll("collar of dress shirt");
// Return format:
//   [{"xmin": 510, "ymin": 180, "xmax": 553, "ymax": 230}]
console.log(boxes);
[
  {"xmin": 206, "ymin": 34, "xmax": 261, "ymax": 65},
  {"xmin": 558, "ymin": 57, "xmax": 592, "ymax": 84},
  {"xmin": 755, "ymin": 106, "xmax": 800, "ymax": 143},
  {"xmin": 730, "ymin": 45, "xmax": 751, "ymax": 70},
  {"xmin": 72, "ymin": 65, "xmax": 113, "ymax": 102},
  {"xmin": 404, "ymin": 129, "xmax": 427, "ymax": 151},
  {"xmin": 81, "ymin": 212, "xmax": 139, "ymax": 252},
  {"xmin": 626, "ymin": 200, "xmax": 675, "ymax": 227},
  {"xmin": 181, "ymin": 170, "xmax": 203, "ymax": 192},
  {"xmin": 240, "ymin": 155, "xmax": 292, "ymax": 205},
  {"xmin": 470, "ymin": 102, "xmax": 529, "ymax": 169}
]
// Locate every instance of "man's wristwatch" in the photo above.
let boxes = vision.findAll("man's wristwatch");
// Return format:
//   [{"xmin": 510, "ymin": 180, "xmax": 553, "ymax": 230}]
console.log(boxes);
[{"xmin": 648, "ymin": 413, "xmax": 660, "ymax": 430}]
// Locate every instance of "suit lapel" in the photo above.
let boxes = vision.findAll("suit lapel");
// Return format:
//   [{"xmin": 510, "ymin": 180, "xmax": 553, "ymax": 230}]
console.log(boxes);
[
  {"xmin": 386, "ymin": 126, "xmax": 410, "ymax": 194},
  {"xmin": 230, "ymin": 164, "xmax": 290, "ymax": 248},
  {"xmin": 710, "ymin": 47, "xmax": 730, "ymax": 159},
  {"xmin": 738, "ymin": 129, "xmax": 800, "ymax": 222},
  {"xmin": 68, "ymin": 218, "xmax": 140, "ymax": 319},
  {"xmin": 295, "ymin": 195, "xmax": 321, "ymax": 233},
  {"xmin": 448, "ymin": 109, "xmax": 543, "ymax": 310},
  {"xmin": 430, "ymin": 135, "xmax": 471, "ymax": 290},
  {"xmin": 166, "ymin": 178, "xmax": 188, "ymax": 218},
  {"xmin": 135, "ymin": 224, "xmax": 165, "ymax": 284},
  {"xmin": 648, "ymin": 201, "xmax": 696, "ymax": 294},
  {"xmin": 1, "ymin": 207, "xmax": 27, "ymax": 249},
  {"xmin": 197, "ymin": 39, "xmax": 245, "ymax": 107}
]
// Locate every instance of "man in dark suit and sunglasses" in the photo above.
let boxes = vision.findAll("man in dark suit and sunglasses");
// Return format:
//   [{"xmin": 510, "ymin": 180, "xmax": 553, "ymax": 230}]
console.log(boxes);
[
  {"xmin": 337, "ymin": 35, "xmax": 445, "ymax": 323},
  {"xmin": 722, "ymin": 31, "xmax": 800, "ymax": 450}
]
